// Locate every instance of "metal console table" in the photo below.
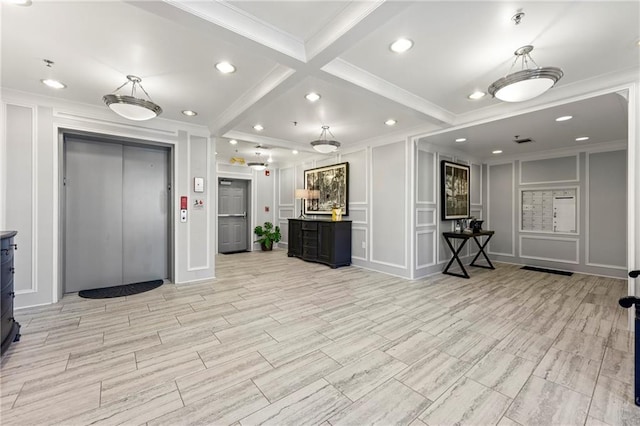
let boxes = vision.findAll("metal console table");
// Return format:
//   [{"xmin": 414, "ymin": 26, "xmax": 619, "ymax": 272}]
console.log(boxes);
[{"xmin": 442, "ymin": 230, "xmax": 495, "ymax": 279}]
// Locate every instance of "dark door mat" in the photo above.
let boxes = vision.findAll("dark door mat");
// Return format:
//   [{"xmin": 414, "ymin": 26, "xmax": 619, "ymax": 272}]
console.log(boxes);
[
  {"xmin": 521, "ymin": 266, "xmax": 573, "ymax": 276},
  {"xmin": 78, "ymin": 280, "xmax": 163, "ymax": 299}
]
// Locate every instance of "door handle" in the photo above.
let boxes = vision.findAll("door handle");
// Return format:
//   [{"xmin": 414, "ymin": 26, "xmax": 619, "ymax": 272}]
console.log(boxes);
[{"xmin": 630, "ymin": 270, "xmax": 640, "ymax": 278}]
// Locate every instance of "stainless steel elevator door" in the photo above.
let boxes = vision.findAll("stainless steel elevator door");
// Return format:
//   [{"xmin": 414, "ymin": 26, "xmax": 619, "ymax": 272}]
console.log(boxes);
[
  {"xmin": 218, "ymin": 179, "xmax": 248, "ymax": 253},
  {"xmin": 122, "ymin": 145, "xmax": 169, "ymax": 284},
  {"xmin": 64, "ymin": 138, "xmax": 169, "ymax": 293},
  {"xmin": 64, "ymin": 140, "xmax": 124, "ymax": 292}
]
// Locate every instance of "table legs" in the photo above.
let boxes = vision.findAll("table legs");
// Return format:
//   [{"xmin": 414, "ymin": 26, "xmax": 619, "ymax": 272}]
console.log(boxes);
[
  {"xmin": 470, "ymin": 234, "xmax": 495, "ymax": 269},
  {"xmin": 442, "ymin": 237, "xmax": 470, "ymax": 279}
]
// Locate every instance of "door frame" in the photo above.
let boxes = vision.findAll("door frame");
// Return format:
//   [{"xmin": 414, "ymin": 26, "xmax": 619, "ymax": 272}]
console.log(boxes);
[
  {"xmin": 215, "ymin": 175, "xmax": 253, "ymax": 254},
  {"xmin": 57, "ymin": 129, "xmax": 174, "ymax": 300}
]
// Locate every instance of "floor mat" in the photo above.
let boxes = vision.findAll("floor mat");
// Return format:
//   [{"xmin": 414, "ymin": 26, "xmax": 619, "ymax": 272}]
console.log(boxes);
[
  {"xmin": 521, "ymin": 266, "xmax": 573, "ymax": 276},
  {"xmin": 78, "ymin": 280, "xmax": 163, "ymax": 299}
]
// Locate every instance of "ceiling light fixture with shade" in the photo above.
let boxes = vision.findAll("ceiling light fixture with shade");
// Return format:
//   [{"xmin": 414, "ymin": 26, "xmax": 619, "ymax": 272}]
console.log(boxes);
[
  {"xmin": 247, "ymin": 152, "xmax": 267, "ymax": 171},
  {"xmin": 103, "ymin": 75, "xmax": 162, "ymax": 121},
  {"xmin": 310, "ymin": 125, "xmax": 340, "ymax": 153},
  {"xmin": 488, "ymin": 45, "xmax": 563, "ymax": 102},
  {"xmin": 40, "ymin": 59, "xmax": 66, "ymax": 90}
]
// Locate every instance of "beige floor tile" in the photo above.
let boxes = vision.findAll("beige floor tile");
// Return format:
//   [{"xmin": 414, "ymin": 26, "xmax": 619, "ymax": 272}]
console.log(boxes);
[
  {"xmin": 239, "ymin": 379, "xmax": 351, "ymax": 426},
  {"xmin": 101, "ymin": 354, "xmax": 205, "ymax": 404},
  {"xmin": 552, "ymin": 328, "xmax": 607, "ymax": 362},
  {"xmin": 325, "ymin": 350, "xmax": 407, "ymax": 402},
  {"xmin": 264, "ymin": 315, "xmax": 330, "ymax": 341},
  {"xmin": 149, "ymin": 380, "xmax": 268, "ymax": 426},
  {"xmin": 370, "ymin": 314, "xmax": 424, "ymax": 341},
  {"xmin": 533, "ymin": 347, "xmax": 600, "ymax": 396},
  {"xmin": 253, "ymin": 351, "xmax": 340, "ymax": 402},
  {"xmin": 214, "ymin": 317, "xmax": 281, "ymax": 343},
  {"xmin": 507, "ymin": 376, "xmax": 591, "ymax": 426},
  {"xmin": 199, "ymin": 332, "xmax": 277, "ymax": 367},
  {"xmin": 329, "ymin": 379, "xmax": 431, "ymax": 426},
  {"xmin": 607, "ymin": 328, "xmax": 635, "ymax": 353},
  {"xmin": 600, "ymin": 347, "xmax": 635, "ymax": 386},
  {"xmin": 384, "ymin": 330, "xmax": 442, "ymax": 365},
  {"xmin": 466, "ymin": 348, "xmax": 536, "ymax": 398},
  {"xmin": 176, "ymin": 351, "xmax": 272, "ymax": 405},
  {"xmin": 589, "ymin": 375, "xmax": 640, "ymax": 425},
  {"xmin": 420, "ymin": 377, "xmax": 511, "ymax": 426},
  {"xmin": 321, "ymin": 332, "xmax": 389, "ymax": 365},
  {"xmin": 259, "ymin": 331, "xmax": 332, "ymax": 367},
  {"xmin": 396, "ymin": 349, "xmax": 471, "ymax": 401},
  {"xmin": 437, "ymin": 329, "xmax": 499, "ymax": 364},
  {"xmin": 497, "ymin": 327, "xmax": 555, "ymax": 363}
]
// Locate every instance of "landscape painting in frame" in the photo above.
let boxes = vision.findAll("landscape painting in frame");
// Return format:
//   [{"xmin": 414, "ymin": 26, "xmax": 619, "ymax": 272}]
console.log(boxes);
[
  {"xmin": 441, "ymin": 160, "xmax": 470, "ymax": 220},
  {"xmin": 304, "ymin": 162, "xmax": 349, "ymax": 216}
]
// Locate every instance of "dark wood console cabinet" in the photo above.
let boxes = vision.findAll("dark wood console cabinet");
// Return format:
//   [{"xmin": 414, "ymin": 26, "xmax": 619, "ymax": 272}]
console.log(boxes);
[
  {"xmin": 1, "ymin": 231, "xmax": 21, "ymax": 356},
  {"xmin": 288, "ymin": 219, "xmax": 351, "ymax": 268}
]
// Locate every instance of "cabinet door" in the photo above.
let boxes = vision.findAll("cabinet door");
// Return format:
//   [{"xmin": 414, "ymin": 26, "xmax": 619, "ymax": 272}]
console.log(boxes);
[
  {"xmin": 317, "ymin": 223, "xmax": 334, "ymax": 263},
  {"xmin": 288, "ymin": 220, "xmax": 303, "ymax": 256}
]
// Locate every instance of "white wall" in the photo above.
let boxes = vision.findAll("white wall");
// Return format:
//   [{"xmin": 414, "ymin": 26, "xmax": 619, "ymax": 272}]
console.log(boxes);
[{"xmin": 1, "ymin": 90, "xmax": 215, "ymax": 308}]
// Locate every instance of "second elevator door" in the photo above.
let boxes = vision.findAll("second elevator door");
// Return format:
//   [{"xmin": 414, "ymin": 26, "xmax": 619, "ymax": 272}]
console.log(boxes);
[{"xmin": 64, "ymin": 138, "xmax": 170, "ymax": 293}]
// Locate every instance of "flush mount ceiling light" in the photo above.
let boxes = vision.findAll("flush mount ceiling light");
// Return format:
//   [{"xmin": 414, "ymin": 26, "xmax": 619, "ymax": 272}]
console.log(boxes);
[
  {"xmin": 181, "ymin": 110, "xmax": 197, "ymax": 117},
  {"xmin": 384, "ymin": 119, "xmax": 397, "ymax": 126},
  {"xmin": 575, "ymin": 136, "xmax": 590, "ymax": 141},
  {"xmin": 229, "ymin": 139, "xmax": 238, "ymax": 145},
  {"xmin": 292, "ymin": 150, "xmax": 299, "ymax": 155},
  {"xmin": 310, "ymin": 125, "xmax": 341, "ymax": 153},
  {"xmin": 305, "ymin": 92, "xmax": 321, "ymax": 102},
  {"xmin": 253, "ymin": 124, "xmax": 264, "ymax": 131},
  {"xmin": 390, "ymin": 38, "xmax": 413, "ymax": 53},
  {"xmin": 455, "ymin": 138, "xmax": 467, "ymax": 142},
  {"xmin": 103, "ymin": 75, "xmax": 162, "ymax": 121},
  {"xmin": 488, "ymin": 45, "xmax": 563, "ymax": 102},
  {"xmin": 492, "ymin": 150, "xmax": 503, "ymax": 154},
  {"xmin": 247, "ymin": 152, "xmax": 267, "ymax": 171},
  {"xmin": 468, "ymin": 91, "xmax": 485, "ymax": 100},
  {"xmin": 215, "ymin": 62, "xmax": 236, "ymax": 74},
  {"xmin": 41, "ymin": 79, "xmax": 66, "ymax": 89},
  {"xmin": 555, "ymin": 115, "xmax": 573, "ymax": 122}
]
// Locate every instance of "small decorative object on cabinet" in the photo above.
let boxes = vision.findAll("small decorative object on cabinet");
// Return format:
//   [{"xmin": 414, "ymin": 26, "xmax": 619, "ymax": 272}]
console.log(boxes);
[
  {"xmin": 1, "ymin": 231, "xmax": 21, "ymax": 356},
  {"xmin": 287, "ymin": 219, "xmax": 351, "ymax": 268}
]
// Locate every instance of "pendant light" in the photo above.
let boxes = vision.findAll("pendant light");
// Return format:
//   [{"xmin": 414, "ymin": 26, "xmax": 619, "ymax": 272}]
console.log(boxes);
[
  {"xmin": 103, "ymin": 75, "xmax": 162, "ymax": 121},
  {"xmin": 310, "ymin": 125, "xmax": 340, "ymax": 153},
  {"xmin": 247, "ymin": 152, "xmax": 267, "ymax": 171}
]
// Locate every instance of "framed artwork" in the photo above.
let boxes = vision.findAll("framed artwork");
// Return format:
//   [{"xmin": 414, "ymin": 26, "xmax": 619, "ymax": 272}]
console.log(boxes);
[
  {"xmin": 304, "ymin": 162, "xmax": 349, "ymax": 216},
  {"xmin": 441, "ymin": 160, "xmax": 470, "ymax": 220}
]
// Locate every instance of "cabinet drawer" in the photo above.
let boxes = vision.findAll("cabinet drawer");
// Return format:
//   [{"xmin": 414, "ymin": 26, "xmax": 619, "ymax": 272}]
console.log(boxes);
[
  {"xmin": 302, "ymin": 222, "xmax": 318, "ymax": 231},
  {"xmin": 303, "ymin": 247, "xmax": 317, "ymax": 258}
]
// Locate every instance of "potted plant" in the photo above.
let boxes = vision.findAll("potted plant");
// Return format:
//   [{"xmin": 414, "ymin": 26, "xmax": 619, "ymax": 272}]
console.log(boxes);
[{"xmin": 254, "ymin": 221, "xmax": 281, "ymax": 251}]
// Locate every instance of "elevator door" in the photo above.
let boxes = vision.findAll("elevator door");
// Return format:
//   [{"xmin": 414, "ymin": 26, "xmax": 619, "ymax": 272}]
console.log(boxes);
[
  {"xmin": 218, "ymin": 179, "xmax": 248, "ymax": 253},
  {"xmin": 64, "ymin": 138, "xmax": 169, "ymax": 293}
]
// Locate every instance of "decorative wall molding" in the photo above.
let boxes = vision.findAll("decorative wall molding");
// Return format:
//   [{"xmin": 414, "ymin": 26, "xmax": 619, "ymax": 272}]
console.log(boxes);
[
  {"xmin": 416, "ymin": 229, "xmax": 436, "ymax": 269},
  {"xmin": 519, "ymin": 235, "xmax": 580, "ymax": 264},
  {"xmin": 519, "ymin": 154, "xmax": 579, "ymax": 185},
  {"xmin": 416, "ymin": 207, "xmax": 436, "ymax": 227}
]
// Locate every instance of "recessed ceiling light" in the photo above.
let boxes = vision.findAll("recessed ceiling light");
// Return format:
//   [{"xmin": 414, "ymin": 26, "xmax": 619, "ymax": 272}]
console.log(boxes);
[
  {"xmin": 181, "ymin": 110, "xmax": 197, "ymax": 117},
  {"xmin": 575, "ymin": 136, "xmax": 590, "ymax": 141},
  {"xmin": 229, "ymin": 139, "xmax": 238, "ymax": 145},
  {"xmin": 385, "ymin": 119, "xmax": 397, "ymax": 126},
  {"xmin": 292, "ymin": 150, "xmax": 299, "ymax": 155},
  {"xmin": 253, "ymin": 124, "xmax": 264, "ymax": 131},
  {"xmin": 492, "ymin": 150, "xmax": 503, "ymax": 154},
  {"xmin": 215, "ymin": 62, "xmax": 236, "ymax": 74},
  {"xmin": 305, "ymin": 92, "xmax": 321, "ymax": 102},
  {"xmin": 455, "ymin": 138, "xmax": 467, "ymax": 142},
  {"xmin": 41, "ymin": 79, "xmax": 66, "ymax": 89},
  {"xmin": 468, "ymin": 91, "xmax": 485, "ymax": 100},
  {"xmin": 390, "ymin": 38, "xmax": 413, "ymax": 53},
  {"xmin": 267, "ymin": 157, "xmax": 273, "ymax": 163},
  {"xmin": 555, "ymin": 115, "xmax": 573, "ymax": 122}
]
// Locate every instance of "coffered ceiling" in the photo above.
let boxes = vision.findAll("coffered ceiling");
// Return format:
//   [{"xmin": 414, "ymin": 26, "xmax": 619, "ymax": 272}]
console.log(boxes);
[{"xmin": 2, "ymin": 1, "xmax": 638, "ymax": 165}]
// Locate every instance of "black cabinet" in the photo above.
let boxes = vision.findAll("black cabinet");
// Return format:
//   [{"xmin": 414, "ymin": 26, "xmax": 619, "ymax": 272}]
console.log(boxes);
[
  {"xmin": 288, "ymin": 219, "xmax": 351, "ymax": 268},
  {"xmin": 1, "ymin": 231, "xmax": 20, "ymax": 356}
]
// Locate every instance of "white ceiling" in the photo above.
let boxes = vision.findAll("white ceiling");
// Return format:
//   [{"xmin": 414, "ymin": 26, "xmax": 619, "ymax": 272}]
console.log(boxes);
[{"xmin": 2, "ymin": 1, "xmax": 639, "ymax": 166}]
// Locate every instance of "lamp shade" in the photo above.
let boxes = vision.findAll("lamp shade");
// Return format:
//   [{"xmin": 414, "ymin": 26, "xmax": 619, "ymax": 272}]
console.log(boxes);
[
  {"xmin": 103, "ymin": 95, "xmax": 162, "ymax": 121},
  {"xmin": 295, "ymin": 189, "xmax": 309, "ymax": 199}
]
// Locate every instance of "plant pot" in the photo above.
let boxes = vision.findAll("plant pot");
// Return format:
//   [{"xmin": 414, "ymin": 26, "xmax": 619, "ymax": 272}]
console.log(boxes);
[{"xmin": 260, "ymin": 242, "xmax": 273, "ymax": 251}]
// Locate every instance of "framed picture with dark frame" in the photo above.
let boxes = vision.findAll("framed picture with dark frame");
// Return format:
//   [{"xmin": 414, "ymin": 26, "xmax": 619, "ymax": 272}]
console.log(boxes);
[
  {"xmin": 304, "ymin": 162, "xmax": 349, "ymax": 216},
  {"xmin": 440, "ymin": 160, "xmax": 470, "ymax": 220}
]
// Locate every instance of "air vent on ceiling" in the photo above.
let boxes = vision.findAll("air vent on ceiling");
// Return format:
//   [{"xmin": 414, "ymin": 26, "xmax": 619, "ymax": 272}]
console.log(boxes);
[
  {"xmin": 255, "ymin": 144, "xmax": 271, "ymax": 150},
  {"xmin": 513, "ymin": 136, "xmax": 535, "ymax": 144}
]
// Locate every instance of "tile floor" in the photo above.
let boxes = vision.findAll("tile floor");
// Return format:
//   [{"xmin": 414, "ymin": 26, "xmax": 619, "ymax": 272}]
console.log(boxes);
[{"xmin": 1, "ymin": 250, "xmax": 638, "ymax": 425}]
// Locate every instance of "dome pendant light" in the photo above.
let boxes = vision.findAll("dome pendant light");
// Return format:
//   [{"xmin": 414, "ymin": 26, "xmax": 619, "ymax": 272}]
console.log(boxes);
[
  {"xmin": 103, "ymin": 75, "xmax": 162, "ymax": 121},
  {"xmin": 310, "ymin": 125, "xmax": 340, "ymax": 153},
  {"xmin": 488, "ymin": 45, "xmax": 563, "ymax": 102},
  {"xmin": 247, "ymin": 152, "xmax": 268, "ymax": 171}
]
